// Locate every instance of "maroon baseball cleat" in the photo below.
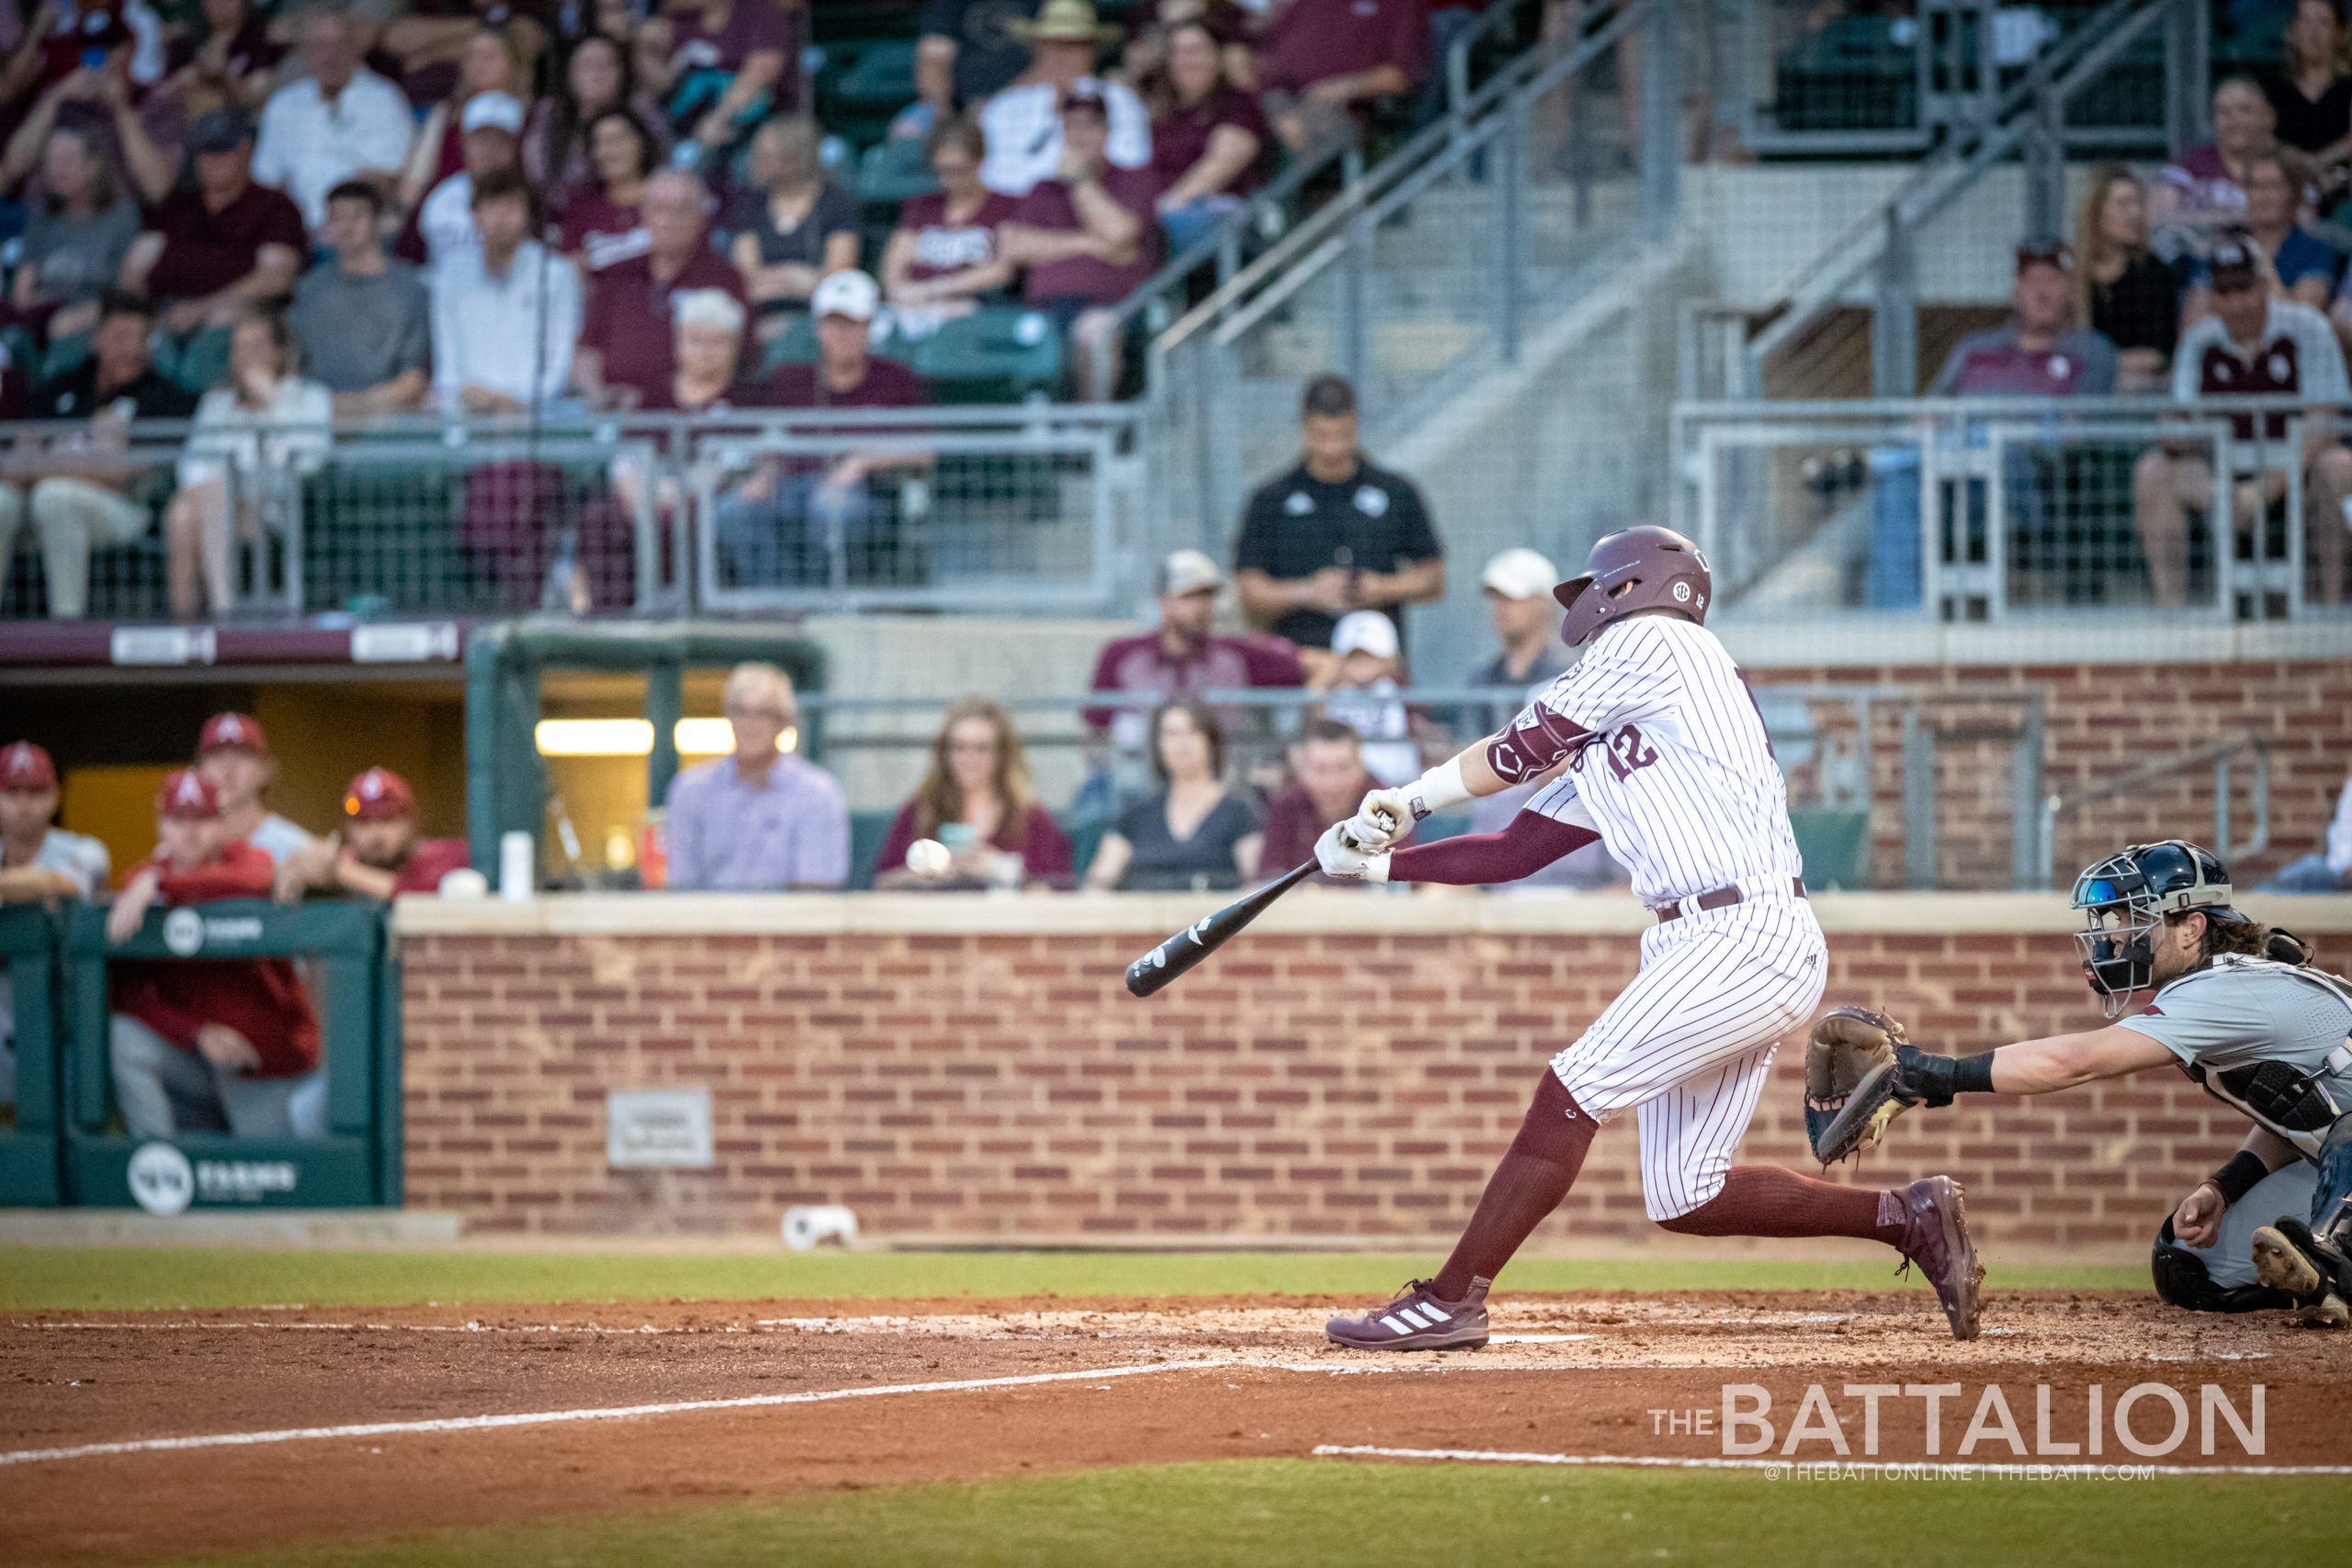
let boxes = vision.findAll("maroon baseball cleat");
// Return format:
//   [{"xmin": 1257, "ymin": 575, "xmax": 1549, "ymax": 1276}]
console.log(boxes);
[
  {"xmin": 1325, "ymin": 1277, "xmax": 1490, "ymax": 1351},
  {"xmin": 1895, "ymin": 1176, "xmax": 1984, "ymax": 1340}
]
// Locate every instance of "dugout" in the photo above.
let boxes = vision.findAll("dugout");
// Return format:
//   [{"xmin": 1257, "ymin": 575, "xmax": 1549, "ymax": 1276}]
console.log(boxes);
[
  {"xmin": 465, "ymin": 622, "xmax": 829, "ymax": 876},
  {"xmin": 53, "ymin": 900, "xmax": 402, "ymax": 1212}
]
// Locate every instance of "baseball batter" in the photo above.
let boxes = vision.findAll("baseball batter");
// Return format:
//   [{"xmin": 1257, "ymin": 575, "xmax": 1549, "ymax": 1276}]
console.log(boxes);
[{"xmin": 1316, "ymin": 527, "xmax": 1982, "ymax": 1350}]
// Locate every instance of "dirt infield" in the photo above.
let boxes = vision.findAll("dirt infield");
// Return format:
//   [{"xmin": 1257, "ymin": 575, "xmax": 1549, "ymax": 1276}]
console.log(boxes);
[{"xmin": 6, "ymin": 1290, "xmax": 2350, "ymax": 1564}]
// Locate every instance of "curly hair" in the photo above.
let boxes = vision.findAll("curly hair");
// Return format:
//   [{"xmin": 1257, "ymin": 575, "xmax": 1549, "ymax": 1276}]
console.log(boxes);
[{"xmin": 2167, "ymin": 908, "xmax": 2272, "ymax": 962}]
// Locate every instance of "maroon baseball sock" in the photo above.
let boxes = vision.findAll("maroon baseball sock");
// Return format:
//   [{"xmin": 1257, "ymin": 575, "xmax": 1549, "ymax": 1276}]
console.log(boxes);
[
  {"xmin": 1430, "ymin": 1070, "xmax": 1597, "ymax": 1302},
  {"xmin": 1656, "ymin": 1165, "xmax": 1906, "ymax": 1244}
]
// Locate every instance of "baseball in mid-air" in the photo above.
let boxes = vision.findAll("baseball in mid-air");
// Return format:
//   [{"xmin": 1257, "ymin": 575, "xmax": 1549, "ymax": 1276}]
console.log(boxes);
[{"xmin": 905, "ymin": 838, "xmax": 953, "ymax": 876}]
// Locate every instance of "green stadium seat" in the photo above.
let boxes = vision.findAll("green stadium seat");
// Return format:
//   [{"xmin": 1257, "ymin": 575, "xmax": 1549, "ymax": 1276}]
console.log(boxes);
[
  {"xmin": 1062, "ymin": 815, "xmax": 1104, "ymax": 882},
  {"xmin": 835, "ymin": 39, "xmax": 917, "ymax": 117},
  {"xmin": 760, "ymin": 312, "xmax": 820, "ymax": 375},
  {"xmin": 847, "ymin": 808, "xmax": 899, "ymax": 890},
  {"xmin": 38, "ymin": 329, "xmax": 89, "ymax": 384},
  {"xmin": 857, "ymin": 135, "xmax": 938, "ymax": 209},
  {"xmin": 162, "ymin": 326, "xmax": 232, "ymax": 396},
  {"xmin": 1789, "ymin": 808, "xmax": 1872, "ymax": 891},
  {"xmin": 907, "ymin": 307, "xmax": 1062, "ymax": 403}
]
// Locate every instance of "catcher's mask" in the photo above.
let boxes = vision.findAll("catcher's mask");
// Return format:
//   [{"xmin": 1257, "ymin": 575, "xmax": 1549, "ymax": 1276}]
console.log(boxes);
[{"xmin": 2069, "ymin": 840, "xmax": 2250, "ymax": 1016}]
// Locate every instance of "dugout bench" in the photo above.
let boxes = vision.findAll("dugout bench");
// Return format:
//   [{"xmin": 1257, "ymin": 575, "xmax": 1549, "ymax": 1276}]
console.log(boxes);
[{"xmin": 0, "ymin": 899, "xmax": 404, "ymax": 1211}]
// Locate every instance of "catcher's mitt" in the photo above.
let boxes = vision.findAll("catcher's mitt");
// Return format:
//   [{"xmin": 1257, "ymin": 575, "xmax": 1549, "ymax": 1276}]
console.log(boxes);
[{"xmin": 1805, "ymin": 1007, "xmax": 1922, "ymax": 1166}]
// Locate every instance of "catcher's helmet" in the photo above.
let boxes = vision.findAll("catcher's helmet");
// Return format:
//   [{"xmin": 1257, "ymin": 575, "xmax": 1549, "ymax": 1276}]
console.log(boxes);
[
  {"xmin": 2069, "ymin": 840, "xmax": 2254, "ymax": 1015},
  {"xmin": 1553, "ymin": 525, "xmax": 1713, "ymax": 647}
]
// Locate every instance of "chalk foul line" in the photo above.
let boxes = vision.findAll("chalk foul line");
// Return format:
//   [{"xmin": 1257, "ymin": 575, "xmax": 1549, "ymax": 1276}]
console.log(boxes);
[
  {"xmin": 1310, "ymin": 1444, "xmax": 2352, "ymax": 1478},
  {"xmin": 0, "ymin": 1359, "xmax": 1240, "ymax": 1469}
]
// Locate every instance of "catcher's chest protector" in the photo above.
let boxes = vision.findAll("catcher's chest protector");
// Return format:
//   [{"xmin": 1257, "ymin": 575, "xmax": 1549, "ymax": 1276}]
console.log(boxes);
[{"xmin": 2163, "ymin": 958, "xmax": 2352, "ymax": 1162}]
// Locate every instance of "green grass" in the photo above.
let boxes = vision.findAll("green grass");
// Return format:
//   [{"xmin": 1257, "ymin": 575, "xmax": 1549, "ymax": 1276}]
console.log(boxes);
[
  {"xmin": 0, "ymin": 1247, "xmax": 2147, "ymax": 1313},
  {"xmin": 166, "ymin": 1458, "xmax": 2352, "ymax": 1568}
]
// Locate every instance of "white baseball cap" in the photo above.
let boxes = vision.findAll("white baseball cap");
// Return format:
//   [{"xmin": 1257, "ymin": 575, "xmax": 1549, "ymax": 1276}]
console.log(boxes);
[
  {"xmin": 460, "ymin": 92, "xmax": 526, "ymax": 137},
  {"xmin": 1481, "ymin": 547, "xmax": 1560, "ymax": 601},
  {"xmin": 1331, "ymin": 609, "xmax": 1399, "ymax": 660},
  {"xmin": 1156, "ymin": 548, "xmax": 1223, "ymax": 596},
  {"xmin": 811, "ymin": 268, "xmax": 881, "ymax": 323}
]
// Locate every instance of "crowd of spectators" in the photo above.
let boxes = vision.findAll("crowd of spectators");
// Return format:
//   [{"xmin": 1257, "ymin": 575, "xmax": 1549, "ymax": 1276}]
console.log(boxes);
[
  {"xmin": 1874, "ymin": 17, "xmax": 2352, "ymax": 613},
  {"xmin": 0, "ymin": 0, "xmax": 1457, "ymax": 618}
]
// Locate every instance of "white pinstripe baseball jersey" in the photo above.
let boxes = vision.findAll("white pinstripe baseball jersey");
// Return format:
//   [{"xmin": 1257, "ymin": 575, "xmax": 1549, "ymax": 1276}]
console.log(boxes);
[{"xmin": 1512, "ymin": 615, "xmax": 1802, "ymax": 907}]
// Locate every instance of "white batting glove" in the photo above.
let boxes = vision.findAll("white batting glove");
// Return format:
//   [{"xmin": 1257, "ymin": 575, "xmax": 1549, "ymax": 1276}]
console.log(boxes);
[
  {"xmin": 1344, "ymin": 788, "xmax": 1412, "ymax": 852},
  {"xmin": 1316, "ymin": 821, "xmax": 1390, "ymax": 882}
]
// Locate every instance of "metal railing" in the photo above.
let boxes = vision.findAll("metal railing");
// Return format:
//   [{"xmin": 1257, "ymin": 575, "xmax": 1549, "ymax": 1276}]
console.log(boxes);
[
  {"xmin": 2037, "ymin": 734, "xmax": 2271, "ymax": 889},
  {"xmin": 1733, "ymin": 0, "xmax": 2186, "ymax": 156},
  {"xmin": 0, "ymin": 407, "xmax": 1147, "ymax": 622},
  {"xmin": 788, "ymin": 680, "xmax": 2076, "ymax": 891},
  {"xmin": 1703, "ymin": 0, "xmax": 2202, "ymax": 402},
  {"xmin": 1671, "ymin": 395, "xmax": 2352, "ymax": 622},
  {"xmin": 1143, "ymin": 0, "xmax": 1675, "ymax": 555},
  {"xmin": 1104, "ymin": 0, "xmax": 1552, "ymax": 353}
]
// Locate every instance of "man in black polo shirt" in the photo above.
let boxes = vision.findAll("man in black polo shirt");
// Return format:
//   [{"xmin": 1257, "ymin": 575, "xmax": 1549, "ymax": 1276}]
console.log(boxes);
[
  {"xmin": 1233, "ymin": 374, "xmax": 1444, "ymax": 659},
  {"xmin": 0, "ymin": 290, "xmax": 197, "ymax": 618}
]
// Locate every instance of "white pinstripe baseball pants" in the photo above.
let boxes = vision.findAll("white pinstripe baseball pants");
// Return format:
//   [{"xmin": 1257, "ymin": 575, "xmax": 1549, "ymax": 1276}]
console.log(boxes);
[{"xmin": 1549, "ymin": 893, "xmax": 1827, "ymax": 1221}]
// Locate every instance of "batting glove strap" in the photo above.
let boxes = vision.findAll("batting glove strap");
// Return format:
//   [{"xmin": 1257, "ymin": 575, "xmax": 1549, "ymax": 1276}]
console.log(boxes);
[{"xmin": 1405, "ymin": 757, "xmax": 1470, "ymax": 822}]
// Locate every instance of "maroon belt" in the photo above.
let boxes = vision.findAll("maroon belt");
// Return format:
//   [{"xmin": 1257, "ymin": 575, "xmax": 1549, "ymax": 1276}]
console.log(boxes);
[{"xmin": 1656, "ymin": 876, "xmax": 1807, "ymax": 923}]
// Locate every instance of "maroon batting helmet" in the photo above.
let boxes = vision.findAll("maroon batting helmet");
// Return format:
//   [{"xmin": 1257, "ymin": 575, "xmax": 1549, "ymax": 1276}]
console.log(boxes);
[{"xmin": 1553, "ymin": 525, "xmax": 1713, "ymax": 646}]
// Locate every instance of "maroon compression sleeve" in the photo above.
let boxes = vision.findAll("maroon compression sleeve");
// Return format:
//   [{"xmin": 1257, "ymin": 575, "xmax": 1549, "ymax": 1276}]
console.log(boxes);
[{"xmin": 1386, "ymin": 808, "xmax": 1599, "ymax": 886}]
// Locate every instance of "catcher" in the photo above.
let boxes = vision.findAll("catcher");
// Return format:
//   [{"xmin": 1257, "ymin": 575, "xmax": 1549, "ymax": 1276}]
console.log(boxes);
[{"xmin": 1806, "ymin": 839, "xmax": 2352, "ymax": 1328}]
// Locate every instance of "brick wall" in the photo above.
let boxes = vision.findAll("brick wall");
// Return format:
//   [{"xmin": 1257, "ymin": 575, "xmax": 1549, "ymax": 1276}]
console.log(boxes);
[
  {"xmin": 397, "ymin": 897, "xmax": 2348, "ymax": 1248},
  {"xmin": 1746, "ymin": 658, "xmax": 2352, "ymax": 889}
]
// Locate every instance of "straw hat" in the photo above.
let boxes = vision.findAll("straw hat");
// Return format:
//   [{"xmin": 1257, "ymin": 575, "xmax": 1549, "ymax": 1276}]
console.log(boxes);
[{"xmin": 1008, "ymin": 0, "xmax": 1123, "ymax": 47}]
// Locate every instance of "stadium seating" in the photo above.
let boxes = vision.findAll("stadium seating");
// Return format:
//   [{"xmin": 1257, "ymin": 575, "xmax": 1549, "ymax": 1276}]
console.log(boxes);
[{"xmin": 906, "ymin": 309, "xmax": 1062, "ymax": 404}]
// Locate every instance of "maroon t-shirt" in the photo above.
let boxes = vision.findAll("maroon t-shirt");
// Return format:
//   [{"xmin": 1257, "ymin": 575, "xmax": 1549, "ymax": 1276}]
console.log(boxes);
[
  {"xmin": 581, "ymin": 246, "xmax": 752, "ymax": 401},
  {"xmin": 559, "ymin": 189, "xmax": 650, "ymax": 273},
  {"xmin": 636, "ymin": 374, "xmax": 777, "ymax": 413},
  {"xmin": 1080, "ymin": 631, "xmax": 1306, "ymax": 730},
  {"xmin": 143, "ymin": 181, "xmax": 308, "ymax": 303},
  {"xmin": 762, "ymin": 356, "xmax": 926, "ymax": 478},
  {"xmin": 1259, "ymin": 0, "xmax": 1430, "ymax": 96},
  {"xmin": 874, "ymin": 799, "xmax": 1075, "ymax": 890},
  {"xmin": 1015, "ymin": 171, "xmax": 1159, "ymax": 307},
  {"xmin": 390, "ymin": 839, "xmax": 473, "ymax": 895},
  {"xmin": 1149, "ymin": 88, "xmax": 1270, "ymax": 197},
  {"xmin": 671, "ymin": 0, "xmax": 801, "ymax": 111},
  {"xmin": 764, "ymin": 355, "xmax": 926, "ymax": 410},
  {"xmin": 897, "ymin": 191, "xmax": 1017, "ymax": 284}
]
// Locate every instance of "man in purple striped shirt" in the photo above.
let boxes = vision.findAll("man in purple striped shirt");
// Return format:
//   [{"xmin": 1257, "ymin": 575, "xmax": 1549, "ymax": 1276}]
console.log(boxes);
[{"xmin": 663, "ymin": 663, "xmax": 850, "ymax": 891}]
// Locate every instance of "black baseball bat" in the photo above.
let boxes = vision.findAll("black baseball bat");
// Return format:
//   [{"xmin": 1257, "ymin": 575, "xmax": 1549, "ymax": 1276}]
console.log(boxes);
[{"xmin": 1124, "ymin": 860, "xmax": 1318, "ymax": 998}]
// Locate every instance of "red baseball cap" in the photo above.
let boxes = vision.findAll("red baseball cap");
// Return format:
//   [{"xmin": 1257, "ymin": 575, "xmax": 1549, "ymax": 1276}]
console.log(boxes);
[
  {"xmin": 343, "ymin": 766, "xmax": 415, "ymax": 821},
  {"xmin": 198, "ymin": 712, "xmax": 269, "ymax": 757},
  {"xmin": 157, "ymin": 769, "xmax": 221, "ymax": 820},
  {"xmin": 0, "ymin": 741, "xmax": 57, "ymax": 792}
]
